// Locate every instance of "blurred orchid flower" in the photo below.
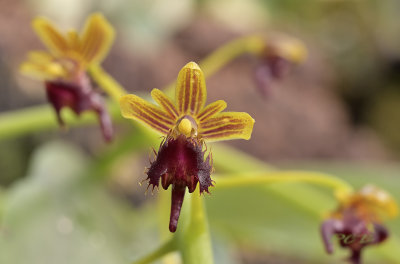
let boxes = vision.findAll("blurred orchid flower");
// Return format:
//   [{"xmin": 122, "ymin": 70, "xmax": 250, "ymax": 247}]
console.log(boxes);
[
  {"xmin": 254, "ymin": 35, "xmax": 307, "ymax": 97},
  {"xmin": 321, "ymin": 185, "xmax": 398, "ymax": 264},
  {"xmin": 20, "ymin": 13, "xmax": 115, "ymax": 141}
]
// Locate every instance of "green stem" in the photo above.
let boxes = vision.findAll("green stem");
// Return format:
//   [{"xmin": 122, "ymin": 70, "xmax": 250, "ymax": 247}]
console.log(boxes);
[
  {"xmin": 89, "ymin": 64, "xmax": 127, "ymax": 100},
  {"xmin": 211, "ymin": 143, "xmax": 274, "ymax": 172},
  {"xmin": 163, "ymin": 35, "xmax": 265, "ymax": 95},
  {"xmin": 0, "ymin": 102, "xmax": 122, "ymax": 140},
  {"xmin": 130, "ymin": 239, "xmax": 176, "ymax": 264},
  {"xmin": 200, "ymin": 35, "xmax": 265, "ymax": 77},
  {"xmin": 176, "ymin": 192, "xmax": 214, "ymax": 264},
  {"xmin": 214, "ymin": 170, "xmax": 354, "ymax": 200}
]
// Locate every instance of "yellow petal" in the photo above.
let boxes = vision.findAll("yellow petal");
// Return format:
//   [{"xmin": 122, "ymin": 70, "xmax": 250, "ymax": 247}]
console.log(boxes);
[
  {"xmin": 20, "ymin": 51, "xmax": 67, "ymax": 80},
  {"xmin": 32, "ymin": 17, "xmax": 69, "ymax": 56},
  {"xmin": 26, "ymin": 51, "xmax": 54, "ymax": 63},
  {"xmin": 275, "ymin": 38, "xmax": 307, "ymax": 63},
  {"xmin": 196, "ymin": 100, "xmax": 227, "ymax": 122},
  {"xmin": 20, "ymin": 62, "xmax": 51, "ymax": 80},
  {"xmin": 359, "ymin": 185, "xmax": 398, "ymax": 219},
  {"xmin": 151, "ymin": 88, "xmax": 179, "ymax": 120},
  {"xmin": 79, "ymin": 13, "xmax": 115, "ymax": 65},
  {"xmin": 199, "ymin": 112, "xmax": 255, "ymax": 142},
  {"xmin": 120, "ymin": 94, "xmax": 175, "ymax": 135},
  {"xmin": 176, "ymin": 62, "xmax": 207, "ymax": 116},
  {"xmin": 67, "ymin": 30, "xmax": 81, "ymax": 51}
]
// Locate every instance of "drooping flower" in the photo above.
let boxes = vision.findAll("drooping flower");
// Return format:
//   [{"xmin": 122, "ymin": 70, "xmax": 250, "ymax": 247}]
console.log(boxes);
[
  {"xmin": 20, "ymin": 13, "xmax": 115, "ymax": 141},
  {"xmin": 321, "ymin": 185, "xmax": 398, "ymax": 264},
  {"xmin": 120, "ymin": 62, "xmax": 255, "ymax": 232},
  {"xmin": 254, "ymin": 36, "xmax": 306, "ymax": 97}
]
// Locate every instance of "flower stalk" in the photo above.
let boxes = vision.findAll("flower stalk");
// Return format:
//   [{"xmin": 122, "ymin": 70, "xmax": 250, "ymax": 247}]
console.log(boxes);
[
  {"xmin": 89, "ymin": 64, "xmax": 126, "ymax": 100},
  {"xmin": 214, "ymin": 170, "xmax": 354, "ymax": 200},
  {"xmin": 177, "ymin": 189, "xmax": 214, "ymax": 264},
  {"xmin": 163, "ymin": 35, "xmax": 266, "ymax": 95},
  {"xmin": 130, "ymin": 239, "xmax": 176, "ymax": 264}
]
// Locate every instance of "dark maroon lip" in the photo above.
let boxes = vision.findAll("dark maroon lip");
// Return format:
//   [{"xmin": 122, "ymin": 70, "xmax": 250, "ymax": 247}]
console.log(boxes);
[
  {"xmin": 45, "ymin": 72, "xmax": 113, "ymax": 142},
  {"xmin": 145, "ymin": 135, "xmax": 213, "ymax": 232}
]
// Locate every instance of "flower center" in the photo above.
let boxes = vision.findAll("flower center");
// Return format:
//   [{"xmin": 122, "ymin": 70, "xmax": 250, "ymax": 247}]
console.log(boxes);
[
  {"xmin": 178, "ymin": 118, "xmax": 193, "ymax": 137},
  {"xmin": 177, "ymin": 116, "xmax": 198, "ymax": 138}
]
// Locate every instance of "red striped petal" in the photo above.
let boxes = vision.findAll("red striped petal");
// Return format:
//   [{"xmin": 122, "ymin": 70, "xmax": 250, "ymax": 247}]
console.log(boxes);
[
  {"xmin": 79, "ymin": 13, "xmax": 115, "ymax": 65},
  {"xmin": 199, "ymin": 112, "xmax": 255, "ymax": 141},
  {"xmin": 120, "ymin": 94, "xmax": 175, "ymax": 135},
  {"xmin": 197, "ymin": 100, "xmax": 227, "ymax": 122},
  {"xmin": 176, "ymin": 62, "xmax": 207, "ymax": 116},
  {"xmin": 151, "ymin": 88, "xmax": 179, "ymax": 120},
  {"xmin": 32, "ymin": 17, "xmax": 69, "ymax": 56}
]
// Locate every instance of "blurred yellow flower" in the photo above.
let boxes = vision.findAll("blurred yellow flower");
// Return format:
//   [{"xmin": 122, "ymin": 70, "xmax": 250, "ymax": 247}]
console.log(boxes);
[
  {"xmin": 20, "ymin": 13, "xmax": 114, "ymax": 80},
  {"xmin": 19, "ymin": 13, "xmax": 115, "ymax": 141}
]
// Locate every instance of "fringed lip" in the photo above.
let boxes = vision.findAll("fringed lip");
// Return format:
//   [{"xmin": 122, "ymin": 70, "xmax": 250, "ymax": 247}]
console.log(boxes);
[{"xmin": 146, "ymin": 135, "xmax": 213, "ymax": 232}]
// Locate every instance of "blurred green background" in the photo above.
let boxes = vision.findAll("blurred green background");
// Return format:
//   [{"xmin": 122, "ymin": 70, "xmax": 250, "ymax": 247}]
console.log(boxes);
[{"xmin": 0, "ymin": 0, "xmax": 400, "ymax": 263}]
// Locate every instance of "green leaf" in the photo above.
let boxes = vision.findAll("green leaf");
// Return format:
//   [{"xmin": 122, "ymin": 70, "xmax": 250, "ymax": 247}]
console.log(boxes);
[
  {"xmin": 206, "ymin": 160, "xmax": 400, "ymax": 263},
  {"xmin": 0, "ymin": 141, "xmax": 159, "ymax": 264}
]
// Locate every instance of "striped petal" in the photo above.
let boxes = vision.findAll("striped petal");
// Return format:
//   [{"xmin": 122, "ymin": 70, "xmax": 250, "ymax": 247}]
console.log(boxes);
[
  {"xmin": 79, "ymin": 13, "xmax": 115, "ymax": 65},
  {"xmin": 176, "ymin": 62, "xmax": 207, "ymax": 116},
  {"xmin": 32, "ymin": 17, "xmax": 69, "ymax": 56},
  {"xmin": 120, "ymin": 94, "xmax": 175, "ymax": 135},
  {"xmin": 199, "ymin": 112, "xmax": 255, "ymax": 142},
  {"xmin": 197, "ymin": 100, "xmax": 227, "ymax": 122},
  {"xmin": 151, "ymin": 88, "xmax": 179, "ymax": 120},
  {"xmin": 67, "ymin": 30, "xmax": 81, "ymax": 51}
]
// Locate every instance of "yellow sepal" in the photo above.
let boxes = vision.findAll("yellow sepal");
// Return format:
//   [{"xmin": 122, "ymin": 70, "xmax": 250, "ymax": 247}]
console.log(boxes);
[
  {"xmin": 176, "ymin": 62, "xmax": 207, "ymax": 116},
  {"xmin": 32, "ymin": 17, "xmax": 69, "ymax": 56},
  {"xmin": 199, "ymin": 112, "xmax": 255, "ymax": 142},
  {"xmin": 120, "ymin": 94, "xmax": 175, "ymax": 135},
  {"xmin": 151, "ymin": 88, "xmax": 179, "ymax": 120},
  {"xmin": 197, "ymin": 100, "xmax": 227, "ymax": 122},
  {"xmin": 79, "ymin": 13, "xmax": 115, "ymax": 65}
]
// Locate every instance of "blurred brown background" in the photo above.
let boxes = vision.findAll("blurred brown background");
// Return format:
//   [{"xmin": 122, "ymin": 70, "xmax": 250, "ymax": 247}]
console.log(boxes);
[{"xmin": 1, "ymin": 1, "xmax": 400, "ymax": 263}]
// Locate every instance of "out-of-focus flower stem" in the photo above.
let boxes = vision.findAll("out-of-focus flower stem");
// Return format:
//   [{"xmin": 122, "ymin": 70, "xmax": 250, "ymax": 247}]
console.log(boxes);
[
  {"xmin": 89, "ymin": 64, "xmax": 127, "ymax": 100},
  {"xmin": 0, "ymin": 102, "xmax": 123, "ymax": 140},
  {"xmin": 200, "ymin": 35, "xmax": 264, "ymax": 76},
  {"xmin": 163, "ymin": 35, "xmax": 265, "ymax": 95},
  {"xmin": 130, "ymin": 238, "xmax": 176, "ymax": 264},
  {"xmin": 176, "ymin": 190, "xmax": 214, "ymax": 264},
  {"xmin": 214, "ymin": 171, "xmax": 354, "ymax": 200},
  {"xmin": 136, "ymin": 189, "xmax": 214, "ymax": 264}
]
